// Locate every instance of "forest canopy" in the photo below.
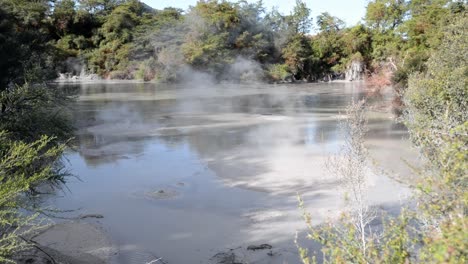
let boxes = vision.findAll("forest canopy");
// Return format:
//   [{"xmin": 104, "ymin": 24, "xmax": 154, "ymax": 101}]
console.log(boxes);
[{"xmin": 1, "ymin": 0, "xmax": 465, "ymax": 85}]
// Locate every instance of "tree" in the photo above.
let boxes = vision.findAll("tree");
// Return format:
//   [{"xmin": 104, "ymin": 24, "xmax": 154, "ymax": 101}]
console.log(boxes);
[
  {"xmin": 297, "ymin": 13, "xmax": 468, "ymax": 264},
  {"xmin": 0, "ymin": 0, "xmax": 58, "ymax": 88},
  {"xmin": 282, "ymin": 34, "xmax": 313, "ymax": 80},
  {"xmin": 365, "ymin": 0, "xmax": 406, "ymax": 33},
  {"xmin": 297, "ymin": 100, "xmax": 414, "ymax": 264},
  {"xmin": 316, "ymin": 12, "xmax": 345, "ymax": 33},
  {"xmin": 309, "ymin": 14, "xmax": 348, "ymax": 79},
  {"xmin": 88, "ymin": 0, "xmax": 145, "ymax": 76},
  {"xmin": 77, "ymin": 0, "xmax": 121, "ymax": 15},
  {"xmin": 290, "ymin": 0, "xmax": 312, "ymax": 34},
  {"xmin": 52, "ymin": 0, "xmax": 76, "ymax": 37},
  {"xmin": 364, "ymin": 0, "xmax": 406, "ymax": 61},
  {"xmin": 0, "ymin": 2, "xmax": 73, "ymax": 262},
  {"xmin": 404, "ymin": 14, "xmax": 467, "ymax": 262}
]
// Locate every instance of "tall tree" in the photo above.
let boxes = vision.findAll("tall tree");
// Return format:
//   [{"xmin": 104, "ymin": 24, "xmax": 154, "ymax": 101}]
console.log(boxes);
[
  {"xmin": 365, "ymin": 0, "xmax": 406, "ymax": 33},
  {"xmin": 316, "ymin": 12, "xmax": 345, "ymax": 33},
  {"xmin": 0, "ymin": 0, "xmax": 56, "ymax": 88},
  {"xmin": 52, "ymin": 0, "xmax": 76, "ymax": 37},
  {"xmin": 290, "ymin": 0, "xmax": 312, "ymax": 34}
]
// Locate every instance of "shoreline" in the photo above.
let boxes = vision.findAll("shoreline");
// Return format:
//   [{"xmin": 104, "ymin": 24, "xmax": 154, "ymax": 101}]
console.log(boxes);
[{"xmin": 51, "ymin": 78, "xmax": 367, "ymax": 85}]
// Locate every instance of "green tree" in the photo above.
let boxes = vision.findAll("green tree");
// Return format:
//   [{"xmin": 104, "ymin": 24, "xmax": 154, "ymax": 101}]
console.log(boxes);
[
  {"xmin": 365, "ymin": 0, "xmax": 406, "ymax": 33},
  {"xmin": 316, "ymin": 12, "xmax": 345, "ymax": 33},
  {"xmin": 365, "ymin": 0, "xmax": 406, "ymax": 61},
  {"xmin": 0, "ymin": 1, "xmax": 74, "ymax": 262},
  {"xmin": 77, "ymin": 0, "xmax": 121, "ymax": 15},
  {"xmin": 88, "ymin": 0, "xmax": 145, "ymax": 76},
  {"xmin": 290, "ymin": 0, "xmax": 312, "ymax": 34},
  {"xmin": 404, "ymin": 14, "xmax": 467, "ymax": 262},
  {"xmin": 297, "ymin": 13, "xmax": 467, "ymax": 264},
  {"xmin": 282, "ymin": 34, "xmax": 313, "ymax": 80},
  {"xmin": 0, "ymin": 0, "xmax": 57, "ymax": 87},
  {"xmin": 52, "ymin": 0, "xmax": 76, "ymax": 37},
  {"xmin": 393, "ymin": 0, "xmax": 456, "ymax": 86},
  {"xmin": 309, "ymin": 13, "xmax": 348, "ymax": 79},
  {"xmin": 182, "ymin": 0, "xmax": 240, "ymax": 73}
]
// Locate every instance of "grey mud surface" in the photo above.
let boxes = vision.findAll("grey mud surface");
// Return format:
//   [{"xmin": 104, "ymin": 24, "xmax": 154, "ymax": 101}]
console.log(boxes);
[{"xmin": 39, "ymin": 82, "xmax": 417, "ymax": 263}]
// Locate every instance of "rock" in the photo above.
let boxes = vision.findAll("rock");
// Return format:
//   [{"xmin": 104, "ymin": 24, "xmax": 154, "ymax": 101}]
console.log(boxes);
[
  {"xmin": 79, "ymin": 214, "xmax": 104, "ymax": 219},
  {"xmin": 246, "ymin": 244, "xmax": 272, "ymax": 251},
  {"xmin": 144, "ymin": 188, "xmax": 179, "ymax": 200},
  {"xmin": 346, "ymin": 60, "xmax": 365, "ymax": 81}
]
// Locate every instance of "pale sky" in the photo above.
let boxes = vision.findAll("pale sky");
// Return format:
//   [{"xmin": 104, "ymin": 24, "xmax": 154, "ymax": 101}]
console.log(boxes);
[{"xmin": 142, "ymin": 0, "xmax": 368, "ymax": 29}]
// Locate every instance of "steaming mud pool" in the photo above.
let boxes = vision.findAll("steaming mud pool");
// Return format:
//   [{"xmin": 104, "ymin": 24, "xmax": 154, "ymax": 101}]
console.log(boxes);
[{"xmin": 40, "ymin": 82, "xmax": 417, "ymax": 264}]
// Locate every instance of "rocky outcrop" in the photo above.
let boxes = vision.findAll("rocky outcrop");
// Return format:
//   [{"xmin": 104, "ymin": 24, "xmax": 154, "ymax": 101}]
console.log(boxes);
[
  {"xmin": 57, "ymin": 72, "xmax": 101, "ymax": 82},
  {"xmin": 345, "ymin": 60, "xmax": 365, "ymax": 81}
]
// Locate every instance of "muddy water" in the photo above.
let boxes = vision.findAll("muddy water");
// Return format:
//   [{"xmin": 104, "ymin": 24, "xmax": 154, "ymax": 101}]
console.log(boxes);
[{"xmin": 50, "ymin": 82, "xmax": 415, "ymax": 263}]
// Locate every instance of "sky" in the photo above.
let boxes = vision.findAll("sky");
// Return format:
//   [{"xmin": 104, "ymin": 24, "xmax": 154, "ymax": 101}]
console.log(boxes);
[{"xmin": 142, "ymin": 0, "xmax": 368, "ymax": 29}]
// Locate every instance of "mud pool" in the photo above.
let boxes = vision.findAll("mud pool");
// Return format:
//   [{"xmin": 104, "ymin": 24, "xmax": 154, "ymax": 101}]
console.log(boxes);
[{"xmin": 45, "ymin": 82, "xmax": 416, "ymax": 264}]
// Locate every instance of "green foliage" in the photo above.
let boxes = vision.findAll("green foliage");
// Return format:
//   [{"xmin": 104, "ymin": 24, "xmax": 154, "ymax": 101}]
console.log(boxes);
[
  {"xmin": 298, "ymin": 13, "xmax": 467, "ymax": 264},
  {"xmin": 1, "ymin": 0, "xmax": 456, "ymax": 83},
  {"xmin": 298, "ymin": 208, "xmax": 416, "ymax": 264},
  {"xmin": 135, "ymin": 57, "xmax": 159, "ymax": 81},
  {"xmin": 317, "ymin": 12, "xmax": 345, "ymax": 33},
  {"xmin": 404, "ymin": 14, "xmax": 468, "ymax": 263},
  {"xmin": 309, "ymin": 20, "xmax": 346, "ymax": 78},
  {"xmin": 0, "ymin": 0, "xmax": 58, "ymax": 87},
  {"xmin": 52, "ymin": 0, "xmax": 77, "ymax": 36},
  {"xmin": 88, "ymin": 0, "xmax": 145, "ymax": 76},
  {"xmin": 290, "ymin": 0, "xmax": 312, "ymax": 34},
  {"xmin": 365, "ymin": 0, "xmax": 406, "ymax": 33},
  {"xmin": 0, "ymin": 132, "xmax": 66, "ymax": 263},
  {"xmin": 0, "ymin": 1, "xmax": 74, "ymax": 263},
  {"xmin": 0, "ymin": 83, "xmax": 73, "ymax": 143},
  {"xmin": 267, "ymin": 64, "xmax": 290, "ymax": 81},
  {"xmin": 282, "ymin": 34, "xmax": 313, "ymax": 80},
  {"xmin": 181, "ymin": 0, "xmax": 275, "ymax": 76}
]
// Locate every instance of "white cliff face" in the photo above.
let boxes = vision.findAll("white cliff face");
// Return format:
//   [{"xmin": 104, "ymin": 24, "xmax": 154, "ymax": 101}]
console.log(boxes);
[{"xmin": 346, "ymin": 60, "xmax": 365, "ymax": 81}]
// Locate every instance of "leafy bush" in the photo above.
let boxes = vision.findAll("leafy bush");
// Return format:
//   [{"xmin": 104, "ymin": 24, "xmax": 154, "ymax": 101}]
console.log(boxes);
[
  {"xmin": 0, "ymin": 83, "xmax": 73, "ymax": 143},
  {"xmin": 404, "ymin": 15, "xmax": 467, "ymax": 262},
  {"xmin": 298, "ymin": 14, "xmax": 467, "ymax": 264},
  {"xmin": 0, "ymin": 132, "xmax": 66, "ymax": 263},
  {"xmin": 267, "ymin": 64, "xmax": 290, "ymax": 81}
]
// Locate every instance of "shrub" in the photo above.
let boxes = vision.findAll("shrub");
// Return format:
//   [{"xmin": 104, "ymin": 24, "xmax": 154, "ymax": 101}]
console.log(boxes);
[
  {"xmin": 0, "ymin": 132, "xmax": 66, "ymax": 263},
  {"xmin": 267, "ymin": 64, "xmax": 290, "ymax": 82},
  {"xmin": 297, "ymin": 14, "xmax": 467, "ymax": 264},
  {"xmin": 404, "ymin": 15, "xmax": 467, "ymax": 262}
]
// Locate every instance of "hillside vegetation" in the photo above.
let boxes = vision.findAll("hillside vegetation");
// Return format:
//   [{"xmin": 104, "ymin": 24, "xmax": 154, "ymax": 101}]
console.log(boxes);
[{"xmin": 1, "ymin": 0, "xmax": 465, "ymax": 84}]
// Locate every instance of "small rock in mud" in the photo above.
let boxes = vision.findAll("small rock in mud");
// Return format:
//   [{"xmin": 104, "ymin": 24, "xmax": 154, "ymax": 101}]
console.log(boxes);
[
  {"xmin": 247, "ymin": 244, "xmax": 273, "ymax": 251},
  {"xmin": 144, "ymin": 188, "xmax": 179, "ymax": 200},
  {"xmin": 79, "ymin": 214, "xmax": 104, "ymax": 219}
]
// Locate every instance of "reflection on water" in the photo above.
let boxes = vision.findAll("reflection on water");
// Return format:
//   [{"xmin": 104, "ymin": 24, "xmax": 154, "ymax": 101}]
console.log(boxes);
[{"xmin": 52, "ymin": 82, "xmax": 414, "ymax": 263}]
